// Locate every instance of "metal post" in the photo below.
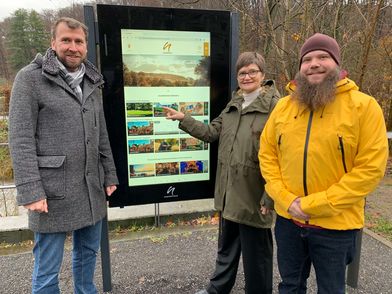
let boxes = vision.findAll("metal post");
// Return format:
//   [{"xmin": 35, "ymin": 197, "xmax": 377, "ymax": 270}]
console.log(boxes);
[
  {"xmin": 229, "ymin": 12, "xmax": 239, "ymax": 94},
  {"xmin": 100, "ymin": 215, "xmax": 112, "ymax": 292},
  {"xmin": 154, "ymin": 203, "xmax": 160, "ymax": 227},
  {"xmin": 84, "ymin": 5, "xmax": 98, "ymax": 65},
  {"xmin": 84, "ymin": 5, "xmax": 112, "ymax": 292},
  {"xmin": 346, "ymin": 229, "xmax": 363, "ymax": 288}
]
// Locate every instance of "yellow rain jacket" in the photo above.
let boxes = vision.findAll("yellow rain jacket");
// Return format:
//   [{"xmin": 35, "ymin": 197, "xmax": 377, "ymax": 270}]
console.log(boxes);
[{"xmin": 259, "ymin": 78, "xmax": 388, "ymax": 230}]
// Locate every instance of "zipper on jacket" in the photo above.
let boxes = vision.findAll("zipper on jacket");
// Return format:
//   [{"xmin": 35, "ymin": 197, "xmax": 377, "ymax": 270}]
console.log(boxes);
[
  {"xmin": 338, "ymin": 136, "xmax": 348, "ymax": 173},
  {"xmin": 303, "ymin": 111, "xmax": 313, "ymax": 225},
  {"xmin": 303, "ymin": 111, "xmax": 314, "ymax": 197},
  {"xmin": 278, "ymin": 134, "xmax": 282, "ymax": 148}
]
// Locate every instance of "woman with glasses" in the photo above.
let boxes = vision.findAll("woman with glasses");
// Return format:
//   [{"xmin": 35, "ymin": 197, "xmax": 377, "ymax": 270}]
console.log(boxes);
[{"xmin": 164, "ymin": 52, "xmax": 280, "ymax": 294}]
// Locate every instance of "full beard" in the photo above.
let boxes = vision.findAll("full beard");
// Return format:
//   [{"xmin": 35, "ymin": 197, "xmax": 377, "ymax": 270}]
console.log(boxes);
[{"xmin": 292, "ymin": 68, "xmax": 340, "ymax": 111}]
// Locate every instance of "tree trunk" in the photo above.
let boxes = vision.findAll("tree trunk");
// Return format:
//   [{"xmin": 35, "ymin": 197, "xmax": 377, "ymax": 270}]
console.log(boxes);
[{"xmin": 358, "ymin": 0, "xmax": 385, "ymax": 89}]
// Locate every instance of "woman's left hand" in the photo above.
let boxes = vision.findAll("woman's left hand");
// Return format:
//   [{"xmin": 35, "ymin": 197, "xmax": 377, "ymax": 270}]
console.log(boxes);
[
  {"xmin": 163, "ymin": 106, "xmax": 185, "ymax": 121},
  {"xmin": 260, "ymin": 206, "xmax": 270, "ymax": 215}
]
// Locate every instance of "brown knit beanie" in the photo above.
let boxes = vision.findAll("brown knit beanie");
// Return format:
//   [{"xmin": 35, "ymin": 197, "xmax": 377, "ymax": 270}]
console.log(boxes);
[{"xmin": 300, "ymin": 33, "xmax": 340, "ymax": 66}]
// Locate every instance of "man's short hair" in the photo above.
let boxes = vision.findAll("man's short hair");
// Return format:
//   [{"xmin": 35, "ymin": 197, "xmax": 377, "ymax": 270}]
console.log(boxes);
[
  {"xmin": 51, "ymin": 17, "xmax": 88, "ymax": 41},
  {"xmin": 235, "ymin": 52, "xmax": 266, "ymax": 74}
]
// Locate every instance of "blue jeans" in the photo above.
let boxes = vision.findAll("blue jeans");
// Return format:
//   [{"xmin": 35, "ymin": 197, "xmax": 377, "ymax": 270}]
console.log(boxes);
[
  {"xmin": 32, "ymin": 220, "xmax": 102, "ymax": 294},
  {"xmin": 275, "ymin": 216, "xmax": 357, "ymax": 294}
]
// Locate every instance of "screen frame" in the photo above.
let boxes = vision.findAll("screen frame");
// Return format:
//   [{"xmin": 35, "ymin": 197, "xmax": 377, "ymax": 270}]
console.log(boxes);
[{"xmin": 97, "ymin": 4, "xmax": 233, "ymax": 207}]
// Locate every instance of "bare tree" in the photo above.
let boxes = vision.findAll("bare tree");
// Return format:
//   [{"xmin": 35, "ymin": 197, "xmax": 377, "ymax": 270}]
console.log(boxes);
[{"xmin": 356, "ymin": 0, "xmax": 385, "ymax": 89}]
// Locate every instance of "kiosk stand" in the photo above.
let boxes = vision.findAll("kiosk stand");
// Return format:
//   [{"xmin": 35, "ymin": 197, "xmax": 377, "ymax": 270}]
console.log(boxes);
[{"xmin": 84, "ymin": 4, "xmax": 238, "ymax": 291}]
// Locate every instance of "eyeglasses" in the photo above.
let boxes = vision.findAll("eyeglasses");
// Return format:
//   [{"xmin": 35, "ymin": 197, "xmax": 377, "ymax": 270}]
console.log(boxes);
[{"xmin": 237, "ymin": 70, "xmax": 261, "ymax": 79}]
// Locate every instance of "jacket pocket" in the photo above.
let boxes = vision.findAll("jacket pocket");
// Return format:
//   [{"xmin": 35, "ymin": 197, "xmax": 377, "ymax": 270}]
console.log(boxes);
[
  {"xmin": 38, "ymin": 155, "xmax": 66, "ymax": 199},
  {"xmin": 338, "ymin": 135, "xmax": 348, "ymax": 173},
  {"xmin": 277, "ymin": 133, "xmax": 283, "ymax": 158},
  {"xmin": 250, "ymin": 114, "xmax": 265, "ymax": 163},
  {"xmin": 93, "ymin": 107, "xmax": 98, "ymax": 128}
]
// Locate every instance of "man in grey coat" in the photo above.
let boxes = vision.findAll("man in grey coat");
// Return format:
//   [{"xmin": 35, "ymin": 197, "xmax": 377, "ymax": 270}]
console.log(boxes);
[{"xmin": 8, "ymin": 17, "xmax": 118, "ymax": 294}]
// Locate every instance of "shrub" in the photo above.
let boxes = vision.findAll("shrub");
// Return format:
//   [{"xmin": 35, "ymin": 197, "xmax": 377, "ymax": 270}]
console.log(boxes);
[
  {"xmin": 0, "ymin": 83, "xmax": 11, "ymax": 114},
  {"xmin": 0, "ymin": 145, "xmax": 13, "ymax": 182},
  {"xmin": 0, "ymin": 119, "xmax": 13, "ymax": 182}
]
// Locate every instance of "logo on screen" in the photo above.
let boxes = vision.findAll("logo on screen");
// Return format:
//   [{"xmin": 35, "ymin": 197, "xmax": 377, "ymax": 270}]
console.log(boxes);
[
  {"xmin": 165, "ymin": 186, "xmax": 178, "ymax": 198},
  {"xmin": 163, "ymin": 41, "xmax": 172, "ymax": 52}
]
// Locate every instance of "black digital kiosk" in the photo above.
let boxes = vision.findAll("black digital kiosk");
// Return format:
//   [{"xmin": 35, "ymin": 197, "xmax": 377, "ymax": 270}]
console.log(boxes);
[{"xmin": 97, "ymin": 4, "xmax": 237, "ymax": 207}]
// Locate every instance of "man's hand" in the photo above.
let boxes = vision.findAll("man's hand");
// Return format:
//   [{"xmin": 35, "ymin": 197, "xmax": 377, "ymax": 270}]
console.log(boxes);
[
  {"xmin": 288, "ymin": 198, "xmax": 310, "ymax": 221},
  {"xmin": 105, "ymin": 185, "xmax": 117, "ymax": 196},
  {"xmin": 163, "ymin": 107, "xmax": 185, "ymax": 121},
  {"xmin": 24, "ymin": 199, "xmax": 48, "ymax": 213}
]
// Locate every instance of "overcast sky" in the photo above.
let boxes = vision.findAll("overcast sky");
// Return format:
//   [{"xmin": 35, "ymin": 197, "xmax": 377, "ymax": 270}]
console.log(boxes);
[{"xmin": 0, "ymin": 0, "xmax": 87, "ymax": 21}]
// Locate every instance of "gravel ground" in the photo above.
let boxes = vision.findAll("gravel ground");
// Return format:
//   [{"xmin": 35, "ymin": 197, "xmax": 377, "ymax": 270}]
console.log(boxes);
[{"xmin": 1, "ymin": 226, "xmax": 391, "ymax": 294}]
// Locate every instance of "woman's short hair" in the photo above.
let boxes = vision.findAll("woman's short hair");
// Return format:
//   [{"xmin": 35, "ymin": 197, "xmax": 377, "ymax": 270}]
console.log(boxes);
[{"xmin": 235, "ymin": 52, "xmax": 265, "ymax": 74}]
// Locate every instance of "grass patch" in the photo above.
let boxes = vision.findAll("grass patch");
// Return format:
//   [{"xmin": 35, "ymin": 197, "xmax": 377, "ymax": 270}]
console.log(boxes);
[
  {"xmin": 108, "ymin": 213, "xmax": 218, "ymax": 242},
  {"xmin": 0, "ymin": 146, "xmax": 13, "ymax": 182},
  {"xmin": 0, "ymin": 119, "xmax": 8, "ymax": 143},
  {"xmin": 0, "ymin": 240, "xmax": 34, "ymax": 255},
  {"xmin": 149, "ymin": 235, "xmax": 169, "ymax": 243},
  {"xmin": 110, "ymin": 223, "xmax": 157, "ymax": 238},
  {"xmin": 366, "ymin": 213, "xmax": 392, "ymax": 242},
  {"xmin": 0, "ymin": 155, "xmax": 13, "ymax": 182}
]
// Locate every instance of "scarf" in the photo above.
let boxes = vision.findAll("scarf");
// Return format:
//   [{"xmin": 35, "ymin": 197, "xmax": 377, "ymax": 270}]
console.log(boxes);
[{"xmin": 56, "ymin": 58, "xmax": 85, "ymax": 101}]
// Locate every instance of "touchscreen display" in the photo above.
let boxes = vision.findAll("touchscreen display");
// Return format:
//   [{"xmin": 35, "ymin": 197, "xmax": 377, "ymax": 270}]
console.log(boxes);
[
  {"xmin": 121, "ymin": 29, "xmax": 211, "ymax": 187},
  {"xmin": 97, "ymin": 4, "xmax": 233, "ymax": 206}
]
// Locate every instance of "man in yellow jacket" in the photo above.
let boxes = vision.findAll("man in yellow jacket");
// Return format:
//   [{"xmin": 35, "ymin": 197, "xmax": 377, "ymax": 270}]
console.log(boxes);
[{"xmin": 259, "ymin": 33, "xmax": 388, "ymax": 293}]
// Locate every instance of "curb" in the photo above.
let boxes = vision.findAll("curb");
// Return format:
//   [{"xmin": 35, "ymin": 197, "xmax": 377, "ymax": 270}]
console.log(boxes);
[{"xmin": 363, "ymin": 227, "xmax": 392, "ymax": 249}]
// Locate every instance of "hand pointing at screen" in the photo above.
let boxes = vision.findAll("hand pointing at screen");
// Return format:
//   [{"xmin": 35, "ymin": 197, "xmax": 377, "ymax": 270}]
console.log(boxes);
[{"xmin": 163, "ymin": 106, "xmax": 185, "ymax": 121}]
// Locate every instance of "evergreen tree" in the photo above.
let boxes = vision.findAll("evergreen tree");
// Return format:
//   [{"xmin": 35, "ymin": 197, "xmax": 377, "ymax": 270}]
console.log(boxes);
[
  {"xmin": 28, "ymin": 11, "xmax": 49, "ymax": 57},
  {"xmin": 7, "ymin": 9, "xmax": 49, "ymax": 72}
]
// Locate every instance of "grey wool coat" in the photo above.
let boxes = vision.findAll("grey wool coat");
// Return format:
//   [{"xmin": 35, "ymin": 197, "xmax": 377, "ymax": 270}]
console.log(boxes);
[
  {"xmin": 179, "ymin": 80, "xmax": 280, "ymax": 228},
  {"xmin": 9, "ymin": 48, "xmax": 118, "ymax": 233}
]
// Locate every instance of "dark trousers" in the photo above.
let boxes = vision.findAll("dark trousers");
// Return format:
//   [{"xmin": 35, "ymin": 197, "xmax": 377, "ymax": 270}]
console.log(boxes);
[
  {"xmin": 206, "ymin": 217, "xmax": 273, "ymax": 294},
  {"xmin": 275, "ymin": 216, "xmax": 358, "ymax": 294}
]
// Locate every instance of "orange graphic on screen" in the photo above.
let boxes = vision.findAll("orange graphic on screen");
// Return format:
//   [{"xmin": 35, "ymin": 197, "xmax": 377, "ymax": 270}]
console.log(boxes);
[{"xmin": 163, "ymin": 41, "xmax": 172, "ymax": 52}]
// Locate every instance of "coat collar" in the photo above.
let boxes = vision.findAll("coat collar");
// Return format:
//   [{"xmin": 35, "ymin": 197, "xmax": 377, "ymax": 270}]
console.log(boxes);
[
  {"xmin": 33, "ymin": 48, "xmax": 103, "ymax": 84},
  {"xmin": 228, "ymin": 79, "xmax": 279, "ymax": 113}
]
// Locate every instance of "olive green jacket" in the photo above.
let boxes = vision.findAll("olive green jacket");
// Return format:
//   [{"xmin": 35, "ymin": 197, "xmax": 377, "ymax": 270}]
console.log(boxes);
[{"xmin": 180, "ymin": 80, "xmax": 280, "ymax": 228}]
